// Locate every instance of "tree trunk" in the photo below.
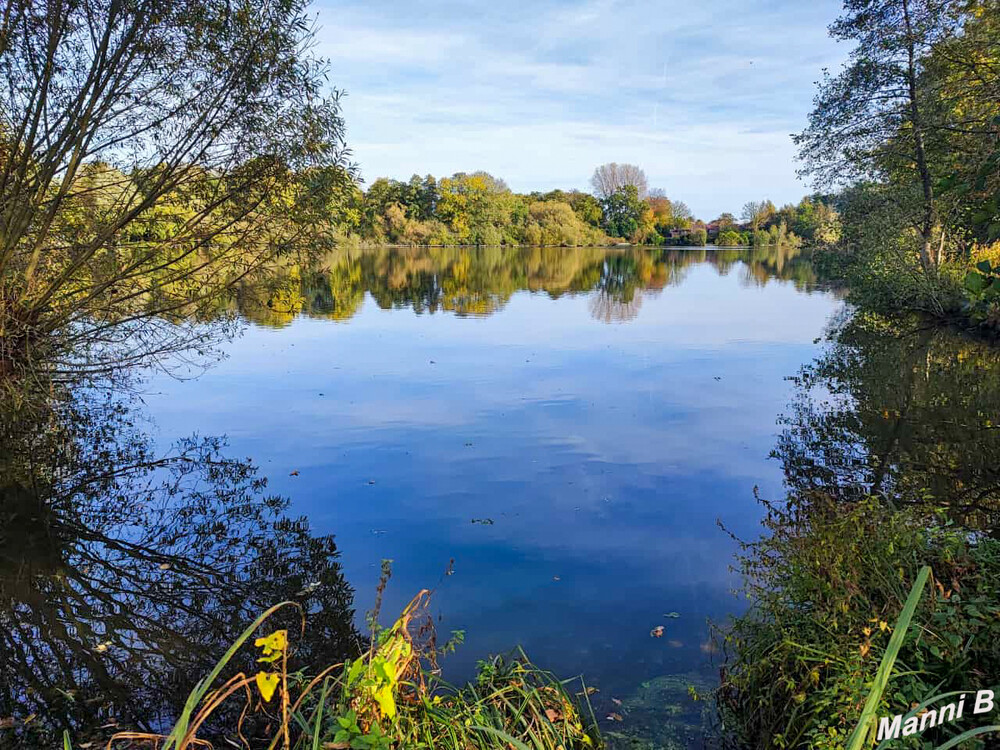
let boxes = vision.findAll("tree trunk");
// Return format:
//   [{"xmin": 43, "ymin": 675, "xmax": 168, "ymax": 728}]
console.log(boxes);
[{"xmin": 902, "ymin": 0, "xmax": 937, "ymax": 271}]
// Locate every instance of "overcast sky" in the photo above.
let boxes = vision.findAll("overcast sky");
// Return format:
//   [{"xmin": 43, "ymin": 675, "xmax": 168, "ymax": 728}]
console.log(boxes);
[{"xmin": 313, "ymin": 0, "xmax": 848, "ymax": 219}]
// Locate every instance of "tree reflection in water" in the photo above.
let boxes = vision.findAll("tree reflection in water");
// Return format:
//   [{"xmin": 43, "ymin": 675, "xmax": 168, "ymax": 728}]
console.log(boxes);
[
  {"xmin": 0, "ymin": 388, "xmax": 362, "ymax": 747},
  {"xmin": 224, "ymin": 244, "xmax": 823, "ymax": 328},
  {"xmin": 774, "ymin": 310, "xmax": 1000, "ymax": 530}
]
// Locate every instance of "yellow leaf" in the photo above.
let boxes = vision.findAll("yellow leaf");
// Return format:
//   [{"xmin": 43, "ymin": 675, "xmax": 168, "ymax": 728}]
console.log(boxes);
[
  {"xmin": 256, "ymin": 672, "xmax": 280, "ymax": 702},
  {"xmin": 254, "ymin": 630, "xmax": 288, "ymax": 656},
  {"xmin": 375, "ymin": 684, "xmax": 396, "ymax": 718}
]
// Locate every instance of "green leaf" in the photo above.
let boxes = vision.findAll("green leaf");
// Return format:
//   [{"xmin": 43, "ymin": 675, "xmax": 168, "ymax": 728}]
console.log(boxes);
[
  {"xmin": 346, "ymin": 658, "xmax": 365, "ymax": 687},
  {"xmin": 976, "ymin": 260, "xmax": 992, "ymax": 274},
  {"xmin": 965, "ymin": 271, "xmax": 989, "ymax": 294},
  {"xmin": 933, "ymin": 725, "xmax": 1000, "ymax": 749}
]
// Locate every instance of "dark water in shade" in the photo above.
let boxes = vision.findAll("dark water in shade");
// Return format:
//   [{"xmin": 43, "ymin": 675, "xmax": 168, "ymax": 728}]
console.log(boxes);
[
  {"xmin": 140, "ymin": 246, "xmax": 842, "ymax": 745},
  {"xmin": 1, "ymin": 245, "xmax": 856, "ymax": 748}
]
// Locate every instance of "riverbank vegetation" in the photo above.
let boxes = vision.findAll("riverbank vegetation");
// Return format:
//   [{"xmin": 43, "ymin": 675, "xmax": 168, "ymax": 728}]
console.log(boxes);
[
  {"xmin": 717, "ymin": 3, "xmax": 1000, "ymax": 734},
  {"xmin": 93, "ymin": 590, "xmax": 600, "ymax": 750},
  {"xmin": 718, "ymin": 311, "xmax": 1000, "ymax": 748}
]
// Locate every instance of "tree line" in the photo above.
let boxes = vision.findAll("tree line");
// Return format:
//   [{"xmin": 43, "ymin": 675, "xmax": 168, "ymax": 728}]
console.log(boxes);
[{"xmin": 334, "ymin": 163, "xmax": 839, "ymax": 250}]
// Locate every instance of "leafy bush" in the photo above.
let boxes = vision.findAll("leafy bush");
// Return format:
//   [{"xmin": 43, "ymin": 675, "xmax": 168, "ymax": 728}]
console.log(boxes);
[
  {"xmin": 718, "ymin": 495, "xmax": 1000, "ymax": 749},
  {"xmin": 963, "ymin": 258, "xmax": 1000, "ymax": 331}
]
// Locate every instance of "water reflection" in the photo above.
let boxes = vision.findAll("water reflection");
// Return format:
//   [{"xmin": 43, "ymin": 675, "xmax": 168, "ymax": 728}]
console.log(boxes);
[
  {"xmin": 224, "ymin": 244, "xmax": 822, "ymax": 327},
  {"xmin": 775, "ymin": 311, "xmax": 1000, "ymax": 530},
  {"xmin": 0, "ymin": 244, "xmax": 834, "ymax": 749},
  {"xmin": 0, "ymin": 390, "xmax": 361, "ymax": 747}
]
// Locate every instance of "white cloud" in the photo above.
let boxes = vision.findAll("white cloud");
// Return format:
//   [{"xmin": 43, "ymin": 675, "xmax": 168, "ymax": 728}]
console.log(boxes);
[{"xmin": 314, "ymin": 0, "xmax": 848, "ymax": 217}]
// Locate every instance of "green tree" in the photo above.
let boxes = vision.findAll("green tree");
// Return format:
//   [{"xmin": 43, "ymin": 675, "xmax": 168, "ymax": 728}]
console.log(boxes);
[
  {"xmin": 601, "ymin": 186, "xmax": 644, "ymax": 240},
  {"xmin": 794, "ymin": 0, "xmax": 956, "ymax": 269},
  {"xmin": 567, "ymin": 191, "xmax": 604, "ymax": 228}
]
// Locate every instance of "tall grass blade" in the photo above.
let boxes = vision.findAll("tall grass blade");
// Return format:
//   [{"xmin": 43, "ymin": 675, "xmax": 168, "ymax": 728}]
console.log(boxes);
[
  {"xmin": 468, "ymin": 724, "xmax": 533, "ymax": 750},
  {"xmin": 846, "ymin": 565, "xmax": 931, "ymax": 750},
  {"xmin": 312, "ymin": 677, "xmax": 330, "ymax": 750},
  {"xmin": 162, "ymin": 600, "xmax": 298, "ymax": 750},
  {"xmin": 933, "ymin": 725, "xmax": 1000, "ymax": 749}
]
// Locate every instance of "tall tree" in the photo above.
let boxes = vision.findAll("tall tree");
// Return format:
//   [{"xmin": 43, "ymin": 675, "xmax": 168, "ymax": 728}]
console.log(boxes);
[
  {"xmin": 794, "ymin": 0, "xmax": 956, "ymax": 269},
  {"xmin": 742, "ymin": 200, "xmax": 774, "ymax": 232},
  {"xmin": 590, "ymin": 163, "xmax": 648, "ymax": 200},
  {"xmin": 0, "ymin": 0, "xmax": 353, "ymax": 374},
  {"xmin": 601, "ymin": 185, "xmax": 644, "ymax": 240}
]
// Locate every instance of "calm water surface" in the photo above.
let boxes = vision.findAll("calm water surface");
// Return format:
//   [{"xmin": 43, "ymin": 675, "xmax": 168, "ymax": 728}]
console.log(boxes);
[
  {"xmin": 1, "ymin": 246, "xmax": 854, "ymax": 748},
  {"xmin": 140, "ymin": 247, "xmax": 841, "ymax": 744}
]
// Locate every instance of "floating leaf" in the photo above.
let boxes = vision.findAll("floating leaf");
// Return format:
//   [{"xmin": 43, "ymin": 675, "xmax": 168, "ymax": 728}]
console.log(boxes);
[{"xmin": 650, "ymin": 626, "xmax": 664, "ymax": 638}]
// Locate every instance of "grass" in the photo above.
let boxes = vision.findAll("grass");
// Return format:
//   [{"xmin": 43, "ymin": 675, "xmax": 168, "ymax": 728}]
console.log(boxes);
[
  {"xmin": 89, "ymin": 589, "xmax": 601, "ymax": 750},
  {"xmin": 845, "ymin": 566, "xmax": 930, "ymax": 750},
  {"xmin": 718, "ymin": 495, "xmax": 1000, "ymax": 749}
]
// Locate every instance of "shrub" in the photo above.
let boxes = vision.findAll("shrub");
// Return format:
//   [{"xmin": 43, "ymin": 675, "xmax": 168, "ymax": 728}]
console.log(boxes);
[{"xmin": 718, "ymin": 495, "xmax": 1000, "ymax": 749}]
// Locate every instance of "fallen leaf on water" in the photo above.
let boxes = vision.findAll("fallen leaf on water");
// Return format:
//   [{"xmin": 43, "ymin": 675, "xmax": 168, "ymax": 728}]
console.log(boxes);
[
  {"xmin": 606, "ymin": 713, "xmax": 623, "ymax": 722},
  {"xmin": 289, "ymin": 470, "xmax": 299, "ymax": 476},
  {"xmin": 650, "ymin": 626, "xmax": 664, "ymax": 638},
  {"xmin": 158, "ymin": 563, "xmax": 171, "ymax": 570},
  {"xmin": 545, "ymin": 708, "xmax": 563, "ymax": 722},
  {"xmin": 611, "ymin": 698, "xmax": 622, "ymax": 706},
  {"xmin": 552, "ymin": 576, "xmax": 561, "ymax": 582}
]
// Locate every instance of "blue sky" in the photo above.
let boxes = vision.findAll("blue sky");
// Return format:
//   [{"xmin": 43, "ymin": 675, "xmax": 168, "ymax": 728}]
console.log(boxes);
[{"xmin": 313, "ymin": 0, "xmax": 848, "ymax": 219}]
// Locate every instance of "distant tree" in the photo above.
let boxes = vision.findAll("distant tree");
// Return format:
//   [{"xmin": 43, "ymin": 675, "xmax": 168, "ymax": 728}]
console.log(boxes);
[
  {"xmin": 601, "ymin": 186, "xmax": 644, "ymax": 240},
  {"xmin": 717, "ymin": 230, "xmax": 744, "ymax": 247},
  {"xmin": 742, "ymin": 200, "xmax": 775, "ymax": 233},
  {"xmin": 647, "ymin": 196, "xmax": 673, "ymax": 222},
  {"xmin": 715, "ymin": 213, "xmax": 737, "ymax": 231},
  {"xmin": 567, "ymin": 192, "xmax": 604, "ymax": 228},
  {"xmin": 671, "ymin": 200, "xmax": 694, "ymax": 223},
  {"xmin": 590, "ymin": 163, "xmax": 648, "ymax": 200}
]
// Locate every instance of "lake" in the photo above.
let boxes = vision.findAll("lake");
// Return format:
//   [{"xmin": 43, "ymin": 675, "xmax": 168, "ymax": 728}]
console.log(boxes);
[
  {"xmin": 150, "ymin": 246, "xmax": 840, "ymax": 745},
  {"xmin": 2, "ymin": 245, "xmax": 846, "ymax": 748}
]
